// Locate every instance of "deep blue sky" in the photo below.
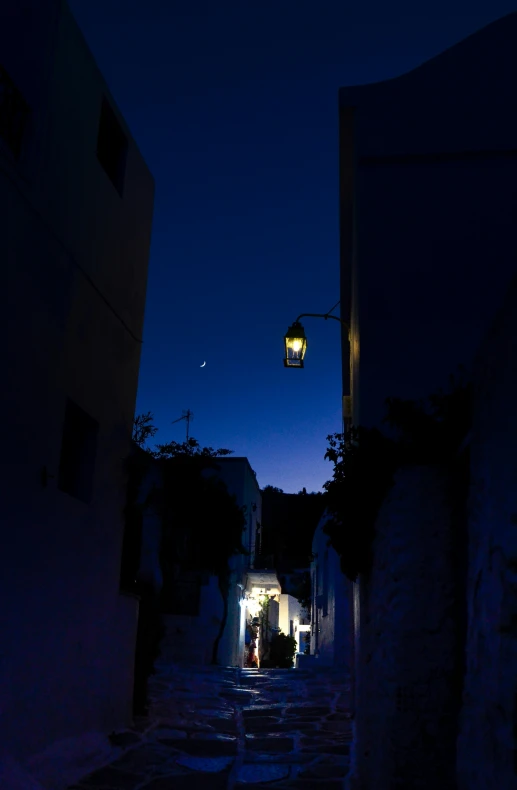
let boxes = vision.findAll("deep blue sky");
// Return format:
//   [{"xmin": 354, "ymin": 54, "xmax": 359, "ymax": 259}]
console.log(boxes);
[{"xmin": 70, "ymin": 0, "xmax": 513, "ymax": 493}]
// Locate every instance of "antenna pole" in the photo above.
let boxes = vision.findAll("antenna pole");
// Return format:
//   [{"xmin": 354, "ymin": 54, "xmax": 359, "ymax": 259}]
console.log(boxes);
[
  {"xmin": 172, "ymin": 409, "xmax": 194, "ymax": 442},
  {"xmin": 185, "ymin": 409, "xmax": 193, "ymax": 441}
]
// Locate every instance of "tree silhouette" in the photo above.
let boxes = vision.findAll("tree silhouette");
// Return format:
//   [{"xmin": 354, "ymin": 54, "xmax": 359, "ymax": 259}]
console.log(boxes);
[
  {"xmin": 130, "ymin": 414, "xmax": 245, "ymax": 664},
  {"xmin": 133, "ymin": 411, "xmax": 158, "ymax": 448}
]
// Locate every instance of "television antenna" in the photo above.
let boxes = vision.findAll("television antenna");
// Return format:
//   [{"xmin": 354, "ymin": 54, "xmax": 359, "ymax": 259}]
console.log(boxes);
[{"xmin": 172, "ymin": 409, "xmax": 194, "ymax": 441}]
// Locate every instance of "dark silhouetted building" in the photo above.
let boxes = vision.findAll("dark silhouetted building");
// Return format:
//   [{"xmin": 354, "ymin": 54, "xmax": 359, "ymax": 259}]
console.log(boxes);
[{"xmin": 1, "ymin": 0, "xmax": 154, "ymax": 780}]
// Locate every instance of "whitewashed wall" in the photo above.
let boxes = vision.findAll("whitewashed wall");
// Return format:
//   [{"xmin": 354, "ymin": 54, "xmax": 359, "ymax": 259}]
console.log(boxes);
[
  {"xmin": 456, "ymin": 276, "xmax": 517, "ymax": 790},
  {"xmin": 311, "ymin": 515, "xmax": 353, "ymax": 669},
  {"xmin": 350, "ymin": 467, "xmax": 461, "ymax": 789}
]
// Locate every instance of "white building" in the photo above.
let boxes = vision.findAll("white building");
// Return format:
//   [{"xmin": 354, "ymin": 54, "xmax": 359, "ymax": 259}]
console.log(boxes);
[
  {"xmin": 309, "ymin": 514, "xmax": 352, "ymax": 668},
  {"xmin": 1, "ymin": 0, "xmax": 154, "ymax": 781},
  {"xmin": 279, "ymin": 593, "xmax": 310, "ymax": 656},
  {"xmin": 158, "ymin": 456, "xmax": 263, "ymax": 668},
  {"xmin": 338, "ymin": 12, "xmax": 517, "ymax": 790},
  {"xmin": 339, "ymin": 12, "xmax": 517, "ymax": 430},
  {"xmin": 213, "ymin": 457, "xmax": 263, "ymax": 666}
]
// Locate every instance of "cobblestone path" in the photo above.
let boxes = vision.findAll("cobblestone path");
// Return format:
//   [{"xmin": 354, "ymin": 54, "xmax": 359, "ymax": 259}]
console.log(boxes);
[{"xmin": 68, "ymin": 662, "xmax": 352, "ymax": 789}]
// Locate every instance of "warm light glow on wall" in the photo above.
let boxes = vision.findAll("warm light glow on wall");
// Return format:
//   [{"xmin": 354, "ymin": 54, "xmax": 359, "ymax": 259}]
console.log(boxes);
[
  {"xmin": 247, "ymin": 599, "xmax": 261, "ymax": 617},
  {"xmin": 251, "ymin": 586, "xmax": 281, "ymax": 597}
]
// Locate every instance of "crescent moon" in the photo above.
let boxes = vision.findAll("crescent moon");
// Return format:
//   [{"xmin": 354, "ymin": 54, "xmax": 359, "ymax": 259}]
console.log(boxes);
[{"xmin": 200, "ymin": 361, "xmax": 206, "ymax": 368}]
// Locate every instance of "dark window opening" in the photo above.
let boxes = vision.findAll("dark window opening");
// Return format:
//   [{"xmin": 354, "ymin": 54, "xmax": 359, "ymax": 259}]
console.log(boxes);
[
  {"xmin": 0, "ymin": 64, "xmax": 30, "ymax": 160},
  {"xmin": 58, "ymin": 399, "xmax": 99, "ymax": 503},
  {"xmin": 96, "ymin": 97, "xmax": 127, "ymax": 196}
]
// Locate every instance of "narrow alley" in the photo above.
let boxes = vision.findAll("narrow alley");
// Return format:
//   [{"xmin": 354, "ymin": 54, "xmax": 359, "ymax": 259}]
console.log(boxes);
[{"xmin": 67, "ymin": 661, "xmax": 351, "ymax": 790}]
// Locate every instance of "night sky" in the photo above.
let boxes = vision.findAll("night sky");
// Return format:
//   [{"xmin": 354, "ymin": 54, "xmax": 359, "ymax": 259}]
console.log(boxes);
[{"xmin": 70, "ymin": 0, "xmax": 513, "ymax": 493}]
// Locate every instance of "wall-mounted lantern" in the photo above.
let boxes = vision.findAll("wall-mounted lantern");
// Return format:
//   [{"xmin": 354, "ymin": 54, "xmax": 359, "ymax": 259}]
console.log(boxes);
[
  {"xmin": 283, "ymin": 301, "xmax": 348, "ymax": 369},
  {"xmin": 283, "ymin": 321, "xmax": 308, "ymax": 368}
]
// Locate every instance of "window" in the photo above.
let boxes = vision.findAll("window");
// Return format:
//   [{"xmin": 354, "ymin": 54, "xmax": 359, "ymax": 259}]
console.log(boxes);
[
  {"xmin": 96, "ymin": 97, "xmax": 127, "ymax": 195},
  {"xmin": 0, "ymin": 64, "xmax": 30, "ymax": 159},
  {"xmin": 58, "ymin": 399, "xmax": 99, "ymax": 503}
]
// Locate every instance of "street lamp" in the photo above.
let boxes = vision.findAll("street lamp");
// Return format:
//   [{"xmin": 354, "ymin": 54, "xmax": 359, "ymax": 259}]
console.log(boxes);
[
  {"xmin": 284, "ymin": 321, "xmax": 308, "ymax": 368},
  {"xmin": 283, "ymin": 300, "xmax": 349, "ymax": 369}
]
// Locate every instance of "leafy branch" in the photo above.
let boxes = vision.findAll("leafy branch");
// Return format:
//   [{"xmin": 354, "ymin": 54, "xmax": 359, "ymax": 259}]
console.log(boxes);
[
  {"xmin": 323, "ymin": 427, "xmax": 395, "ymax": 582},
  {"xmin": 133, "ymin": 411, "xmax": 158, "ymax": 448},
  {"xmin": 322, "ymin": 369, "xmax": 471, "ymax": 581}
]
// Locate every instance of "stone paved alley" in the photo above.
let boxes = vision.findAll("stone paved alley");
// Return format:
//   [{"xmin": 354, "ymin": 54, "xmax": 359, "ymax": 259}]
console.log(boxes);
[{"xmin": 67, "ymin": 660, "xmax": 351, "ymax": 790}]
